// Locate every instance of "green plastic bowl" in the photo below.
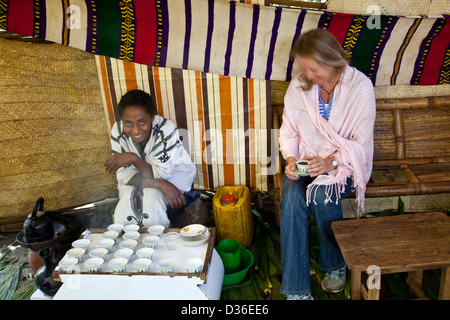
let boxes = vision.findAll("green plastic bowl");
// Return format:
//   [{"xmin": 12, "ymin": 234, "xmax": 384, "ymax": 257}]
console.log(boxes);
[
  {"xmin": 222, "ymin": 247, "xmax": 254, "ymax": 287},
  {"xmin": 216, "ymin": 239, "xmax": 242, "ymax": 273}
]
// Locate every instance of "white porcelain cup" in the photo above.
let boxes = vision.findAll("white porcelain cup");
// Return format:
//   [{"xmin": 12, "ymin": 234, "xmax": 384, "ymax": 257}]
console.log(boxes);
[
  {"xmin": 119, "ymin": 239, "xmax": 138, "ymax": 250},
  {"xmin": 85, "ymin": 258, "xmax": 104, "ymax": 272},
  {"xmin": 102, "ymin": 230, "xmax": 119, "ymax": 242},
  {"xmin": 114, "ymin": 248, "xmax": 134, "ymax": 262},
  {"xmin": 158, "ymin": 258, "xmax": 175, "ymax": 274},
  {"xmin": 122, "ymin": 231, "xmax": 140, "ymax": 241},
  {"xmin": 184, "ymin": 258, "xmax": 203, "ymax": 273},
  {"xmin": 133, "ymin": 258, "xmax": 152, "ymax": 272},
  {"xmin": 148, "ymin": 224, "xmax": 165, "ymax": 237},
  {"xmin": 71, "ymin": 239, "xmax": 91, "ymax": 251},
  {"xmin": 123, "ymin": 224, "xmax": 140, "ymax": 233},
  {"xmin": 142, "ymin": 235, "xmax": 159, "ymax": 249},
  {"xmin": 89, "ymin": 248, "xmax": 108, "ymax": 260},
  {"xmin": 66, "ymin": 248, "xmax": 85, "ymax": 262},
  {"xmin": 59, "ymin": 258, "xmax": 78, "ymax": 273},
  {"xmin": 136, "ymin": 247, "xmax": 155, "ymax": 260},
  {"xmin": 109, "ymin": 258, "xmax": 128, "ymax": 273},
  {"xmin": 107, "ymin": 223, "xmax": 124, "ymax": 235},
  {"xmin": 96, "ymin": 238, "xmax": 115, "ymax": 252}
]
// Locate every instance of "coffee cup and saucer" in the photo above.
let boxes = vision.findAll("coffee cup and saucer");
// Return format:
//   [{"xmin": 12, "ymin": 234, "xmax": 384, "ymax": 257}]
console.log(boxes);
[{"xmin": 293, "ymin": 159, "xmax": 310, "ymax": 176}]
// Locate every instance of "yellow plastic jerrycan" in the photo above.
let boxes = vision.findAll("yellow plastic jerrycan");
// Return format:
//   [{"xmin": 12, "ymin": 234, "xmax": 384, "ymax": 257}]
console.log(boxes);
[{"xmin": 212, "ymin": 186, "xmax": 253, "ymax": 248}]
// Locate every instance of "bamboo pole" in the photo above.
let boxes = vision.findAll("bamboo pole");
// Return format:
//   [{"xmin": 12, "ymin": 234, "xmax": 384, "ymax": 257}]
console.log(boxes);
[{"xmin": 376, "ymin": 95, "xmax": 450, "ymax": 111}]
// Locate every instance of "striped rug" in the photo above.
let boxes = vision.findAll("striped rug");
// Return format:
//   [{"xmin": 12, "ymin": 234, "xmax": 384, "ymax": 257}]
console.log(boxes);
[
  {"xmin": 96, "ymin": 55, "xmax": 273, "ymax": 191},
  {"xmin": 1, "ymin": 0, "xmax": 449, "ymax": 85}
]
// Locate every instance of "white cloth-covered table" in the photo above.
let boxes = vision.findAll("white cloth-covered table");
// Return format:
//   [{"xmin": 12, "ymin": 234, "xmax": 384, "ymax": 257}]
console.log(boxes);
[{"xmin": 43, "ymin": 230, "xmax": 224, "ymax": 300}]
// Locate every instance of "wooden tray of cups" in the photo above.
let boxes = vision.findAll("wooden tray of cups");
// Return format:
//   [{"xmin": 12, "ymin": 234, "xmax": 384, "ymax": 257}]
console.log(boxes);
[{"xmin": 53, "ymin": 227, "xmax": 216, "ymax": 283}]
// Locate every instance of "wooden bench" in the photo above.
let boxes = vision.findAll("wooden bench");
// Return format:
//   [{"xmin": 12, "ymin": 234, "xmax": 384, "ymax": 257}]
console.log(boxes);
[
  {"xmin": 272, "ymin": 95, "xmax": 450, "ymax": 225},
  {"xmin": 331, "ymin": 211, "xmax": 450, "ymax": 300}
]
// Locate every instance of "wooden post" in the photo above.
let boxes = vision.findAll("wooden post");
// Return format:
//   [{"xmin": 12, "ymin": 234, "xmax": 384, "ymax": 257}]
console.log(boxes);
[
  {"xmin": 407, "ymin": 271, "xmax": 428, "ymax": 299},
  {"xmin": 367, "ymin": 286, "xmax": 380, "ymax": 300},
  {"xmin": 351, "ymin": 269, "xmax": 362, "ymax": 300},
  {"xmin": 439, "ymin": 267, "xmax": 450, "ymax": 300},
  {"xmin": 272, "ymin": 108, "xmax": 282, "ymax": 228},
  {"xmin": 393, "ymin": 109, "xmax": 405, "ymax": 160}
]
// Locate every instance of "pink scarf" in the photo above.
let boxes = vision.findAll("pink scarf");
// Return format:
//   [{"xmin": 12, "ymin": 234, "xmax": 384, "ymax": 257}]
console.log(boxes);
[{"xmin": 280, "ymin": 66, "xmax": 376, "ymax": 216}]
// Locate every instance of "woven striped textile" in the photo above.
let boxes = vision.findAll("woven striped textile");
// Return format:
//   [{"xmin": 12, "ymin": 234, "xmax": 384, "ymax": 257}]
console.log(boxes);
[
  {"xmin": 96, "ymin": 55, "xmax": 274, "ymax": 191},
  {"xmin": 1, "ymin": 0, "xmax": 449, "ymax": 85}
]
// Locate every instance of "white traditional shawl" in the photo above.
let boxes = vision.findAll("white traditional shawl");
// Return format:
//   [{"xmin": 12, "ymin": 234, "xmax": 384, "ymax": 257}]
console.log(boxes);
[
  {"xmin": 110, "ymin": 115, "xmax": 196, "ymax": 193},
  {"xmin": 280, "ymin": 66, "xmax": 376, "ymax": 216}
]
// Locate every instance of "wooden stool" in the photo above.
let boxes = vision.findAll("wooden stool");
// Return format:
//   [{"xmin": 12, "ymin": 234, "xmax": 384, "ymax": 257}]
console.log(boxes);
[{"xmin": 331, "ymin": 212, "xmax": 450, "ymax": 300}]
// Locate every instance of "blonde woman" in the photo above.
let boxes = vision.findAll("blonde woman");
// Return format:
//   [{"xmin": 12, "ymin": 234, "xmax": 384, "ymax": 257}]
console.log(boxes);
[{"xmin": 279, "ymin": 29, "xmax": 376, "ymax": 299}]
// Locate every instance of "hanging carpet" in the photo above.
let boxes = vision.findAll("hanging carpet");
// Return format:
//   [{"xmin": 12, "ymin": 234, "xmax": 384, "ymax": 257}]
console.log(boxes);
[
  {"xmin": 96, "ymin": 56, "xmax": 273, "ymax": 191},
  {"xmin": 1, "ymin": 0, "xmax": 449, "ymax": 85}
]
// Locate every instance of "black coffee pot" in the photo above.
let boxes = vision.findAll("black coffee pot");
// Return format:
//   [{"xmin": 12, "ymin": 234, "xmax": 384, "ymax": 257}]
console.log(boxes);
[
  {"xmin": 35, "ymin": 247, "xmax": 62, "ymax": 296},
  {"xmin": 23, "ymin": 197, "xmax": 55, "ymax": 243}
]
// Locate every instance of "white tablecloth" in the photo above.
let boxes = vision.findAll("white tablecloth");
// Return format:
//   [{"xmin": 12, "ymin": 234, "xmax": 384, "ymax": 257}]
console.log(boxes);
[{"xmin": 44, "ymin": 231, "xmax": 224, "ymax": 300}]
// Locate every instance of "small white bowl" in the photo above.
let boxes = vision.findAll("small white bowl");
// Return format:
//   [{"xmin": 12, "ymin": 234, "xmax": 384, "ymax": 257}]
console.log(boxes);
[
  {"xmin": 89, "ymin": 248, "xmax": 108, "ymax": 259},
  {"xmin": 109, "ymin": 257, "xmax": 128, "ymax": 273},
  {"xmin": 72, "ymin": 239, "xmax": 91, "ymax": 251},
  {"xmin": 119, "ymin": 239, "xmax": 138, "ymax": 250},
  {"xmin": 184, "ymin": 258, "xmax": 203, "ymax": 273},
  {"xmin": 114, "ymin": 248, "xmax": 134, "ymax": 262},
  {"xmin": 158, "ymin": 258, "xmax": 175, "ymax": 274},
  {"xmin": 66, "ymin": 248, "xmax": 85, "ymax": 262},
  {"xmin": 142, "ymin": 235, "xmax": 159, "ymax": 249},
  {"xmin": 133, "ymin": 258, "xmax": 152, "ymax": 273},
  {"xmin": 148, "ymin": 224, "xmax": 165, "ymax": 237},
  {"xmin": 85, "ymin": 258, "xmax": 104, "ymax": 272},
  {"xmin": 107, "ymin": 223, "xmax": 124, "ymax": 234},
  {"xmin": 123, "ymin": 224, "xmax": 140, "ymax": 233},
  {"xmin": 136, "ymin": 247, "xmax": 155, "ymax": 260},
  {"xmin": 59, "ymin": 258, "xmax": 78, "ymax": 273},
  {"xmin": 122, "ymin": 231, "xmax": 140, "ymax": 241},
  {"xmin": 96, "ymin": 238, "xmax": 115, "ymax": 252},
  {"xmin": 102, "ymin": 230, "xmax": 119, "ymax": 242}
]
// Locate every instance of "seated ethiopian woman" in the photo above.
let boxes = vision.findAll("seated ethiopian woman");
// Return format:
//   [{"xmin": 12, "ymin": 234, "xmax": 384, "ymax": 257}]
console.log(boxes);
[{"xmin": 104, "ymin": 89, "xmax": 197, "ymax": 228}]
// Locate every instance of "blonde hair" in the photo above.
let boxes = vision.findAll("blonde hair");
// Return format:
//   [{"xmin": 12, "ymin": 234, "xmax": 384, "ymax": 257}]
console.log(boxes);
[{"xmin": 291, "ymin": 29, "xmax": 350, "ymax": 90}]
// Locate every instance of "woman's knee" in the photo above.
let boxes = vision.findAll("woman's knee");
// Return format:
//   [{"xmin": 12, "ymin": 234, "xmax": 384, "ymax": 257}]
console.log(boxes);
[
  {"xmin": 309, "ymin": 185, "xmax": 344, "ymax": 225},
  {"xmin": 280, "ymin": 179, "xmax": 310, "ymax": 226},
  {"xmin": 281, "ymin": 175, "xmax": 309, "ymax": 204}
]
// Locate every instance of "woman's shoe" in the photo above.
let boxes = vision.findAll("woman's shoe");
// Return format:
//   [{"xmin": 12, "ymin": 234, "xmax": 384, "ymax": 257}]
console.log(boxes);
[
  {"xmin": 321, "ymin": 266, "xmax": 346, "ymax": 293},
  {"xmin": 286, "ymin": 293, "xmax": 314, "ymax": 300}
]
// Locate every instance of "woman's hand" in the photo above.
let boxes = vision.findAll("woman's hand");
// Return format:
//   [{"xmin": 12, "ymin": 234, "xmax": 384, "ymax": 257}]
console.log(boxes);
[
  {"xmin": 145, "ymin": 179, "xmax": 186, "ymax": 209},
  {"xmin": 104, "ymin": 152, "xmax": 137, "ymax": 174},
  {"xmin": 284, "ymin": 156, "xmax": 300, "ymax": 180},
  {"xmin": 306, "ymin": 156, "xmax": 333, "ymax": 177}
]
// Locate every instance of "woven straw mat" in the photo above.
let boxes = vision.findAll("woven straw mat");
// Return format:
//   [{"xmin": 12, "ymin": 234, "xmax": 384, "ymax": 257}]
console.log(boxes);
[{"xmin": 0, "ymin": 38, "xmax": 117, "ymax": 223}]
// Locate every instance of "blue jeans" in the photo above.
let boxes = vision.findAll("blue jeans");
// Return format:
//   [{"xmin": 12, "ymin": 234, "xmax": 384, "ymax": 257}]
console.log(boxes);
[
  {"xmin": 279, "ymin": 174, "xmax": 353, "ymax": 295},
  {"xmin": 166, "ymin": 189, "xmax": 201, "ymax": 227}
]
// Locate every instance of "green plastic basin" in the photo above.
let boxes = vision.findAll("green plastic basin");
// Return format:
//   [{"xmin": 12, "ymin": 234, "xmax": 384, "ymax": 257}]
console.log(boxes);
[{"xmin": 222, "ymin": 247, "xmax": 254, "ymax": 287}]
